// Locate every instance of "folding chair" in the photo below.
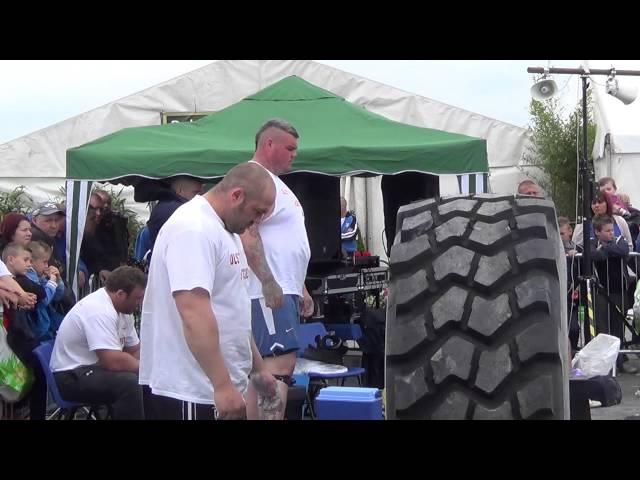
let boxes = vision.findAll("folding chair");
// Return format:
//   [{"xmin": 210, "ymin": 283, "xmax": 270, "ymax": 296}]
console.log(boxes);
[
  {"xmin": 32, "ymin": 341, "xmax": 112, "ymax": 420},
  {"xmin": 296, "ymin": 322, "xmax": 366, "ymax": 418}
]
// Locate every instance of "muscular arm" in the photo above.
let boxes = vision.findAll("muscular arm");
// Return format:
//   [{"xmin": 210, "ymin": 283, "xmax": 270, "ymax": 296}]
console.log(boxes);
[
  {"xmin": 173, "ymin": 288, "xmax": 234, "ymax": 391},
  {"xmin": 95, "ymin": 349, "xmax": 139, "ymax": 373},
  {"xmin": 240, "ymin": 225, "xmax": 283, "ymax": 309},
  {"xmin": 240, "ymin": 225, "xmax": 275, "ymax": 285},
  {"xmin": 174, "ymin": 288, "xmax": 247, "ymax": 419}
]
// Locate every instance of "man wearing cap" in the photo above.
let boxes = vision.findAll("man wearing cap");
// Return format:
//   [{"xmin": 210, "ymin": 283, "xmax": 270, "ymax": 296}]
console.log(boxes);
[
  {"xmin": 31, "ymin": 202, "xmax": 87, "ymax": 295},
  {"xmin": 30, "ymin": 202, "xmax": 66, "ymax": 271}
]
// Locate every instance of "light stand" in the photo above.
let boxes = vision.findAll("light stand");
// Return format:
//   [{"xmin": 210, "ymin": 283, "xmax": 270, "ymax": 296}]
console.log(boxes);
[{"xmin": 527, "ymin": 65, "xmax": 640, "ymax": 344}]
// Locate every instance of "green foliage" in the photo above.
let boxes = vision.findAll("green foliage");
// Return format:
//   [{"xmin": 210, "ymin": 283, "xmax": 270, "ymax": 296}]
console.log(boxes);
[
  {"xmin": 523, "ymin": 91, "xmax": 596, "ymax": 219},
  {"xmin": 0, "ymin": 186, "xmax": 33, "ymax": 219}
]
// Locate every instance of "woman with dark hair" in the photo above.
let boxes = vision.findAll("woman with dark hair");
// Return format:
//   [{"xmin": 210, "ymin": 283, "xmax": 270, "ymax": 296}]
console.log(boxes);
[
  {"xmin": 0, "ymin": 213, "xmax": 32, "ymax": 251},
  {"xmin": 572, "ymin": 191, "xmax": 633, "ymax": 249}
]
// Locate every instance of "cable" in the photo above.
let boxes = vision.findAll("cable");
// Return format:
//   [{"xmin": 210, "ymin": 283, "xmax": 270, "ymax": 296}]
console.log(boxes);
[{"xmin": 381, "ymin": 228, "xmax": 390, "ymax": 260}]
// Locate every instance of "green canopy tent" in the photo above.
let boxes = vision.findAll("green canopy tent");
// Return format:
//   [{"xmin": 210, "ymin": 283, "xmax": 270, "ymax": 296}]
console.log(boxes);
[{"xmin": 65, "ymin": 76, "xmax": 488, "ymax": 292}]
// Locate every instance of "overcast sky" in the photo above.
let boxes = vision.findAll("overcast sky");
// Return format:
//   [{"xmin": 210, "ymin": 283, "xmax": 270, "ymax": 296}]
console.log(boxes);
[{"xmin": 0, "ymin": 59, "xmax": 625, "ymax": 145}]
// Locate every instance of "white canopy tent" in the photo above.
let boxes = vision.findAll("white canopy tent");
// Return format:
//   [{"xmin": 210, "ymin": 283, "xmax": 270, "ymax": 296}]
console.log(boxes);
[
  {"xmin": 590, "ymin": 60, "xmax": 640, "ymax": 205},
  {"xmin": 0, "ymin": 60, "xmax": 532, "ymax": 286}
]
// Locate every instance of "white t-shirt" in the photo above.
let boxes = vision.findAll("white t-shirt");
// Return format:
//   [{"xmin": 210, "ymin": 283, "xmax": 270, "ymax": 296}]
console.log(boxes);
[
  {"xmin": 139, "ymin": 195, "xmax": 253, "ymax": 405},
  {"xmin": 247, "ymin": 162, "xmax": 311, "ymax": 298},
  {"xmin": 50, "ymin": 288, "xmax": 139, "ymax": 372},
  {"xmin": 0, "ymin": 259, "xmax": 10, "ymax": 277}
]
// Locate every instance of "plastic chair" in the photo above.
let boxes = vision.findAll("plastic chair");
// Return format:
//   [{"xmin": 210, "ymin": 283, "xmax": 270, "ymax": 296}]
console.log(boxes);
[
  {"xmin": 297, "ymin": 322, "xmax": 366, "ymax": 385},
  {"xmin": 296, "ymin": 322, "xmax": 366, "ymax": 418},
  {"xmin": 32, "ymin": 341, "xmax": 112, "ymax": 420}
]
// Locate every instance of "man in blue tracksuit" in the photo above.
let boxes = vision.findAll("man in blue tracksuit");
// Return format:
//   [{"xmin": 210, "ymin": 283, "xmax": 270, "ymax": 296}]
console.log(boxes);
[{"xmin": 340, "ymin": 197, "xmax": 358, "ymax": 258}]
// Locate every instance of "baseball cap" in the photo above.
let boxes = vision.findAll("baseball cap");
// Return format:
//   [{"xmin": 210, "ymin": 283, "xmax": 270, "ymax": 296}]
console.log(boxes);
[{"xmin": 32, "ymin": 201, "xmax": 64, "ymax": 217}]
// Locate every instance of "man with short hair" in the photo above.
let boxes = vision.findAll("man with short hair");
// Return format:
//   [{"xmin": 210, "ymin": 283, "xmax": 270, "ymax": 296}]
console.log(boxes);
[
  {"xmin": 30, "ymin": 202, "xmax": 65, "ymax": 266},
  {"xmin": 517, "ymin": 179, "xmax": 542, "ymax": 197},
  {"xmin": 140, "ymin": 162, "xmax": 278, "ymax": 420},
  {"xmin": 81, "ymin": 190, "xmax": 129, "ymax": 285},
  {"xmin": 146, "ymin": 176, "xmax": 204, "ymax": 257},
  {"xmin": 50, "ymin": 266, "xmax": 147, "ymax": 419},
  {"xmin": 241, "ymin": 118, "xmax": 314, "ymax": 420}
]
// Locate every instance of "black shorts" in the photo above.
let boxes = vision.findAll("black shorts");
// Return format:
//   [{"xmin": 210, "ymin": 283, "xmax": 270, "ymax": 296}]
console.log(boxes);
[{"xmin": 143, "ymin": 388, "xmax": 217, "ymax": 421}]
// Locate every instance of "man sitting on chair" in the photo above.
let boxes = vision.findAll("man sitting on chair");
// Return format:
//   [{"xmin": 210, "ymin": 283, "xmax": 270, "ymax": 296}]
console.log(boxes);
[{"xmin": 50, "ymin": 266, "xmax": 146, "ymax": 419}]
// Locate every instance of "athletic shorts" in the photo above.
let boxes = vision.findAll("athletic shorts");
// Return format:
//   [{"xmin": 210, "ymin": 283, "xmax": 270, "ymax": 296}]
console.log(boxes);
[{"xmin": 251, "ymin": 294, "xmax": 301, "ymax": 357}]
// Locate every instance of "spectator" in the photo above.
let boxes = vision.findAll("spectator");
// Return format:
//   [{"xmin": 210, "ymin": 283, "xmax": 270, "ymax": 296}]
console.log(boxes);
[
  {"xmin": 2, "ymin": 243, "xmax": 49, "ymax": 419},
  {"xmin": 589, "ymin": 215, "xmax": 637, "ymax": 374},
  {"xmin": 0, "ymin": 213, "xmax": 32, "ymax": 251},
  {"xmin": 25, "ymin": 241, "xmax": 66, "ymax": 340},
  {"xmin": 146, "ymin": 176, "xmax": 203, "ymax": 258},
  {"xmin": 50, "ymin": 266, "xmax": 147, "ymax": 420},
  {"xmin": 598, "ymin": 177, "xmax": 629, "ymax": 217},
  {"xmin": 80, "ymin": 190, "xmax": 128, "ymax": 285},
  {"xmin": 517, "ymin": 179, "xmax": 542, "ymax": 196},
  {"xmin": 30, "ymin": 202, "xmax": 65, "ymax": 271},
  {"xmin": 572, "ymin": 191, "xmax": 633, "ymax": 250},
  {"xmin": 558, "ymin": 216, "xmax": 578, "ymax": 256},
  {"xmin": 0, "ymin": 256, "xmax": 36, "ymax": 310}
]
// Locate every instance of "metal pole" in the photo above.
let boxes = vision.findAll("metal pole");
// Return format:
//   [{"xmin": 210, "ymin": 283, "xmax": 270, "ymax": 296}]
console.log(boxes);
[
  {"xmin": 580, "ymin": 75, "xmax": 594, "ymax": 343},
  {"xmin": 527, "ymin": 67, "xmax": 640, "ymax": 76}
]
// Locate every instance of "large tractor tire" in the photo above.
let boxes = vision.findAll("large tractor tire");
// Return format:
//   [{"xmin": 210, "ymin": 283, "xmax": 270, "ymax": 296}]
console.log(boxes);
[{"xmin": 385, "ymin": 194, "xmax": 569, "ymax": 420}]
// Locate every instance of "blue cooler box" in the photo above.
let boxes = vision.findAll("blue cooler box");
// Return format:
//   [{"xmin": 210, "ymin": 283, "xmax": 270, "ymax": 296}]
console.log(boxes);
[{"xmin": 315, "ymin": 387, "xmax": 383, "ymax": 420}]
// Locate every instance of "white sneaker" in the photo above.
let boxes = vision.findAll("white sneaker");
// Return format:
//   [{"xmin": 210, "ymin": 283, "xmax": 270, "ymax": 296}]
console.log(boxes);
[{"xmin": 589, "ymin": 400, "xmax": 602, "ymax": 408}]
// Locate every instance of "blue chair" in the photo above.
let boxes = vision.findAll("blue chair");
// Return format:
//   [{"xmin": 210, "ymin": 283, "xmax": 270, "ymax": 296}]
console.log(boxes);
[
  {"xmin": 324, "ymin": 323, "xmax": 363, "ymax": 342},
  {"xmin": 32, "ymin": 341, "xmax": 111, "ymax": 420},
  {"xmin": 296, "ymin": 322, "xmax": 366, "ymax": 418},
  {"xmin": 297, "ymin": 322, "xmax": 365, "ymax": 385}
]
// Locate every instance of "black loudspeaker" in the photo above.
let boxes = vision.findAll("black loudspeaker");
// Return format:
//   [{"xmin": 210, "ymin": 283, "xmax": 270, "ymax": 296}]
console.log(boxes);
[
  {"xmin": 280, "ymin": 172, "xmax": 341, "ymax": 266},
  {"xmin": 381, "ymin": 172, "xmax": 439, "ymax": 252}
]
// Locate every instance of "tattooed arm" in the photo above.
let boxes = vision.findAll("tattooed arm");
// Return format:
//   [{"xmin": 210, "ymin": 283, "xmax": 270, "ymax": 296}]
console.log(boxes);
[{"xmin": 240, "ymin": 225, "xmax": 284, "ymax": 309}]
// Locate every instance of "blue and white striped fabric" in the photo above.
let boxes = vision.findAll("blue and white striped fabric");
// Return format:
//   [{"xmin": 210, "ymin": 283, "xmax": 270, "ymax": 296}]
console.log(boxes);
[{"xmin": 457, "ymin": 173, "xmax": 490, "ymax": 195}]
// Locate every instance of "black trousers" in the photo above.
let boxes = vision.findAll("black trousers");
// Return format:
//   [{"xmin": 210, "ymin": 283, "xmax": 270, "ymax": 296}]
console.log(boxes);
[
  {"xmin": 143, "ymin": 389, "xmax": 217, "ymax": 420},
  {"xmin": 22, "ymin": 353, "xmax": 47, "ymax": 420},
  {"xmin": 54, "ymin": 365, "xmax": 144, "ymax": 420}
]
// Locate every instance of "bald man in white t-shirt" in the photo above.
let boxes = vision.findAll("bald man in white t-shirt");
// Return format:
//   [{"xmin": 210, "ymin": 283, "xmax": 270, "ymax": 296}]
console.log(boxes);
[{"xmin": 140, "ymin": 162, "xmax": 279, "ymax": 420}]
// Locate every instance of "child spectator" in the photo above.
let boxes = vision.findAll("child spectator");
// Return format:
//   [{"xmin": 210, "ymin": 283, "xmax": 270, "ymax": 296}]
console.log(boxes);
[
  {"xmin": 590, "ymin": 215, "xmax": 636, "ymax": 374},
  {"xmin": 26, "ymin": 240, "xmax": 65, "ymax": 339},
  {"xmin": 1, "ymin": 242, "xmax": 50, "ymax": 419}
]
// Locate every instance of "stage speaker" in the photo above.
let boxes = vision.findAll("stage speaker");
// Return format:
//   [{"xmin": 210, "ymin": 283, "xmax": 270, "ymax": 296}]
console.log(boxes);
[
  {"xmin": 381, "ymin": 172, "xmax": 439, "ymax": 252},
  {"xmin": 280, "ymin": 172, "xmax": 341, "ymax": 264}
]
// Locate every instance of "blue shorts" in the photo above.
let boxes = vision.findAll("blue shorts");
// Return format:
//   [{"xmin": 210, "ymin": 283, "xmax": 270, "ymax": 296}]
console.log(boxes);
[{"xmin": 251, "ymin": 295, "xmax": 301, "ymax": 357}]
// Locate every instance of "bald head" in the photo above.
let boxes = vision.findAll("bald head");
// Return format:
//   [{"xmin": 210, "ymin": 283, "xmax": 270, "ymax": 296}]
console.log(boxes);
[
  {"xmin": 215, "ymin": 163, "xmax": 274, "ymax": 200},
  {"xmin": 517, "ymin": 179, "xmax": 541, "ymax": 196},
  {"xmin": 208, "ymin": 162, "xmax": 276, "ymax": 234},
  {"xmin": 171, "ymin": 176, "xmax": 204, "ymax": 201}
]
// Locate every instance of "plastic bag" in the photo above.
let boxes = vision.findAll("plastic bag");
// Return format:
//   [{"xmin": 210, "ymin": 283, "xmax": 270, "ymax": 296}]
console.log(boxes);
[
  {"xmin": 571, "ymin": 334, "xmax": 620, "ymax": 378},
  {"xmin": 0, "ymin": 320, "xmax": 33, "ymax": 403}
]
